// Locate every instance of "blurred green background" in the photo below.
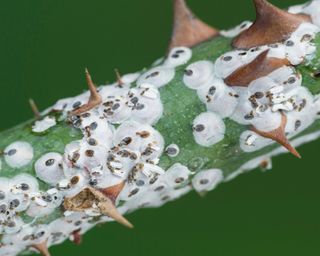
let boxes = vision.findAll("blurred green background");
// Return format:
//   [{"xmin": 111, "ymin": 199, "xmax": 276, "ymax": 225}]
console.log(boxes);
[{"xmin": 1, "ymin": 0, "xmax": 320, "ymax": 255}]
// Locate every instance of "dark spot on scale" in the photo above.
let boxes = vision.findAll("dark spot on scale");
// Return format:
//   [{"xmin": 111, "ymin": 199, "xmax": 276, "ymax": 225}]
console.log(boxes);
[
  {"xmin": 146, "ymin": 71, "xmax": 160, "ymax": 79},
  {"xmin": 166, "ymin": 147, "xmax": 177, "ymax": 156},
  {"xmin": 244, "ymin": 114, "xmax": 254, "ymax": 120},
  {"xmin": 42, "ymin": 195, "xmax": 52, "ymax": 202},
  {"xmin": 200, "ymin": 179, "xmax": 209, "ymax": 185},
  {"xmin": 89, "ymin": 179, "xmax": 98, "ymax": 186},
  {"xmin": 135, "ymin": 104, "xmax": 145, "ymax": 110},
  {"xmin": 23, "ymin": 235, "xmax": 31, "ymax": 241},
  {"xmin": 193, "ymin": 124, "xmax": 205, "ymax": 132},
  {"xmin": 301, "ymin": 34, "xmax": 312, "ymax": 42},
  {"xmin": 154, "ymin": 186, "xmax": 165, "ymax": 192},
  {"xmin": 269, "ymin": 44, "xmax": 278, "ymax": 48},
  {"xmin": 288, "ymin": 77, "xmax": 296, "ymax": 84},
  {"xmin": 0, "ymin": 204, "xmax": 7, "ymax": 213},
  {"xmin": 129, "ymin": 188, "xmax": 139, "ymax": 197},
  {"xmin": 300, "ymin": 99, "xmax": 307, "ymax": 109},
  {"xmin": 72, "ymin": 152, "xmax": 80, "ymax": 162},
  {"xmin": 7, "ymin": 221, "xmax": 16, "ymax": 228},
  {"xmin": 184, "ymin": 69, "xmax": 193, "ymax": 76},
  {"xmin": 81, "ymin": 113, "xmax": 91, "ymax": 118},
  {"xmin": 131, "ymin": 97, "xmax": 139, "ymax": 104},
  {"xmin": 208, "ymin": 86, "xmax": 216, "ymax": 96},
  {"xmin": 286, "ymin": 40, "xmax": 294, "ymax": 47},
  {"xmin": 70, "ymin": 176, "xmax": 80, "ymax": 185},
  {"xmin": 72, "ymin": 101, "xmax": 82, "ymax": 109},
  {"xmin": 103, "ymin": 101, "xmax": 113, "ymax": 107},
  {"xmin": 20, "ymin": 183, "xmax": 29, "ymax": 191},
  {"xmin": 75, "ymin": 221, "xmax": 82, "ymax": 226},
  {"xmin": 135, "ymin": 180, "xmax": 145, "ymax": 187},
  {"xmin": 0, "ymin": 191, "xmax": 5, "ymax": 200},
  {"xmin": 89, "ymin": 122, "xmax": 98, "ymax": 130},
  {"xmin": 223, "ymin": 56, "xmax": 232, "ymax": 61},
  {"xmin": 130, "ymin": 153, "xmax": 138, "ymax": 160},
  {"xmin": 254, "ymin": 92, "xmax": 264, "ymax": 99},
  {"xmin": 240, "ymin": 23, "xmax": 247, "ymax": 29},
  {"xmin": 171, "ymin": 54, "xmax": 180, "ymax": 58},
  {"xmin": 295, "ymin": 120, "xmax": 302, "ymax": 131},
  {"xmin": 9, "ymin": 199, "xmax": 20, "ymax": 209},
  {"xmin": 136, "ymin": 131, "xmax": 150, "ymax": 138},
  {"xmin": 104, "ymin": 109, "xmax": 114, "ymax": 116},
  {"xmin": 36, "ymin": 231, "xmax": 46, "ymax": 238},
  {"xmin": 161, "ymin": 196, "xmax": 170, "ymax": 201},
  {"xmin": 175, "ymin": 177, "xmax": 185, "ymax": 184},
  {"xmin": 45, "ymin": 159, "xmax": 55, "ymax": 166},
  {"xmin": 142, "ymin": 147, "xmax": 154, "ymax": 156},
  {"xmin": 121, "ymin": 137, "xmax": 132, "ymax": 145},
  {"xmin": 149, "ymin": 175, "xmax": 159, "ymax": 185},
  {"xmin": 112, "ymin": 103, "xmax": 120, "ymax": 110},
  {"xmin": 250, "ymin": 47, "xmax": 260, "ymax": 52},
  {"xmin": 85, "ymin": 150, "xmax": 94, "ymax": 157},
  {"xmin": 88, "ymin": 138, "xmax": 97, "ymax": 146},
  {"xmin": 7, "ymin": 149, "xmax": 17, "ymax": 156}
]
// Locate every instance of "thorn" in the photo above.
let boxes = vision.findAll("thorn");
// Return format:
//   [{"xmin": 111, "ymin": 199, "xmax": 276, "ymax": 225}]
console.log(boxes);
[
  {"xmin": 63, "ymin": 187, "xmax": 134, "ymax": 229},
  {"xmin": 114, "ymin": 69, "xmax": 124, "ymax": 86},
  {"xmin": 252, "ymin": 112, "xmax": 301, "ymax": 158},
  {"xmin": 29, "ymin": 98, "xmax": 41, "ymax": 119},
  {"xmin": 99, "ymin": 181, "xmax": 125, "ymax": 205},
  {"xmin": 32, "ymin": 241, "xmax": 51, "ymax": 256},
  {"xmin": 169, "ymin": 0, "xmax": 219, "ymax": 50},
  {"xmin": 225, "ymin": 50, "xmax": 289, "ymax": 87},
  {"xmin": 71, "ymin": 68, "xmax": 102, "ymax": 115},
  {"xmin": 71, "ymin": 229, "xmax": 82, "ymax": 245},
  {"xmin": 97, "ymin": 197, "xmax": 134, "ymax": 229},
  {"xmin": 232, "ymin": 0, "xmax": 311, "ymax": 49}
]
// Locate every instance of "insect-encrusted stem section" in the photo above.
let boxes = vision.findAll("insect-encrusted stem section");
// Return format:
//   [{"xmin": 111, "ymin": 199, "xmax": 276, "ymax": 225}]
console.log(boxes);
[{"xmin": 1, "ymin": 0, "xmax": 320, "ymax": 255}]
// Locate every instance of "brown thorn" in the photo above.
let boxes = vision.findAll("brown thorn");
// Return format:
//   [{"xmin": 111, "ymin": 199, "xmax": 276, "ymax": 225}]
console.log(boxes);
[
  {"xmin": 169, "ymin": 0, "xmax": 219, "ymax": 50},
  {"xmin": 71, "ymin": 229, "xmax": 82, "ymax": 245},
  {"xmin": 97, "ymin": 199, "xmax": 133, "ymax": 229},
  {"xmin": 99, "ymin": 181, "xmax": 125, "ymax": 205},
  {"xmin": 114, "ymin": 69, "xmax": 124, "ymax": 86},
  {"xmin": 225, "ymin": 50, "xmax": 290, "ymax": 87},
  {"xmin": 63, "ymin": 187, "xmax": 133, "ymax": 229},
  {"xmin": 71, "ymin": 68, "xmax": 102, "ymax": 115},
  {"xmin": 29, "ymin": 98, "xmax": 41, "ymax": 119},
  {"xmin": 32, "ymin": 241, "xmax": 51, "ymax": 256},
  {"xmin": 232, "ymin": 0, "xmax": 311, "ymax": 49},
  {"xmin": 252, "ymin": 112, "xmax": 301, "ymax": 158}
]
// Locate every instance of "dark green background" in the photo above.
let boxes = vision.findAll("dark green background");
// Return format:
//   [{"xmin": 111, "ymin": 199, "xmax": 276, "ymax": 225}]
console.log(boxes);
[{"xmin": 1, "ymin": 0, "xmax": 320, "ymax": 255}]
